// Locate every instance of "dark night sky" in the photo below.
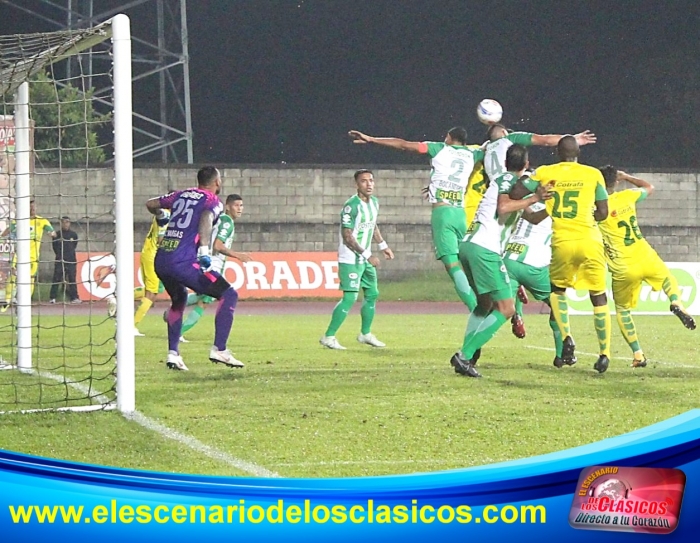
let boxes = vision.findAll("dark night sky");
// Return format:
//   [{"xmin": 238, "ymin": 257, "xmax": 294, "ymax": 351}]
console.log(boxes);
[{"xmin": 2, "ymin": 0, "xmax": 700, "ymax": 168}]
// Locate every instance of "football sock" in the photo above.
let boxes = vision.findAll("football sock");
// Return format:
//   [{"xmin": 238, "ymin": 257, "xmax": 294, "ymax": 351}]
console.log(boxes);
[
  {"xmin": 166, "ymin": 305, "xmax": 185, "ymax": 352},
  {"xmin": 186, "ymin": 293, "xmax": 202, "ymax": 306},
  {"xmin": 462, "ymin": 308, "xmax": 507, "ymax": 359},
  {"xmin": 134, "ymin": 297, "xmax": 153, "ymax": 325},
  {"xmin": 360, "ymin": 290, "xmax": 378, "ymax": 335},
  {"xmin": 515, "ymin": 296, "xmax": 523, "ymax": 318},
  {"xmin": 615, "ymin": 307, "xmax": 642, "ymax": 355},
  {"xmin": 213, "ymin": 288, "xmax": 238, "ymax": 351},
  {"xmin": 441, "ymin": 255, "xmax": 477, "ymax": 311},
  {"xmin": 662, "ymin": 276, "xmax": 682, "ymax": 306},
  {"xmin": 593, "ymin": 304, "xmax": 612, "ymax": 357},
  {"xmin": 549, "ymin": 317, "xmax": 563, "ymax": 358},
  {"xmin": 5, "ymin": 275, "xmax": 14, "ymax": 304},
  {"xmin": 181, "ymin": 305, "xmax": 205, "ymax": 334},
  {"xmin": 549, "ymin": 292, "xmax": 571, "ymax": 339},
  {"xmin": 325, "ymin": 291, "xmax": 358, "ymax": 336}
]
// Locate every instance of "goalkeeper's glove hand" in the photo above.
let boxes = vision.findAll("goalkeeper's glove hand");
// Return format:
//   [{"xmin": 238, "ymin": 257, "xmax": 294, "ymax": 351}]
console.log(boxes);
[
  {"xmin": 197, "ymin": 246, "xmax": 212, "ymax": 272},
  {"xmin": 155, "ymin": 209, "xmax": 170, "ymax": 227}
]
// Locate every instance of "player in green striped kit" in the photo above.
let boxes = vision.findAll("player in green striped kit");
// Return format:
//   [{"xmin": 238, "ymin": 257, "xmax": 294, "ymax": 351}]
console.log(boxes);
[
  {"xmin": 320, "ymin": 169, "xmax": 394, "ymax": 350},
  {"xmin": 178, "ymin": 194, "xmax": 252, "ymax": 337},
  {"xmin": 452, "ymin": 145, "xmax": 551, "ymax": 377},
  {"xmin": 348, "ymin": 127, "xmax": 482, "ymax": 311},
  {"xmin": 503, "ymin": 201, "xmax": 574, "ymax": 368}
]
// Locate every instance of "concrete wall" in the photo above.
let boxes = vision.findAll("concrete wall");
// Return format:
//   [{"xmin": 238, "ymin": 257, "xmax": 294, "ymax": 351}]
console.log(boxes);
[{"xmin": 29, "ymin": 166, "xmax": 700, "ymax": 280}]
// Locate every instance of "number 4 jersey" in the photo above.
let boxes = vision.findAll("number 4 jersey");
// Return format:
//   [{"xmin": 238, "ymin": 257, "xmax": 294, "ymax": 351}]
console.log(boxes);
[
  {"xmin": 419, "ymin": 142, "xmax": 484, "ymax": 207},
  {"xmin": 156, "ymin": 188, "xmax": 223, "ymax": 264},
  {"xmin": 597, "ymin": 188, "xmax": 653, "ymax": 274}
]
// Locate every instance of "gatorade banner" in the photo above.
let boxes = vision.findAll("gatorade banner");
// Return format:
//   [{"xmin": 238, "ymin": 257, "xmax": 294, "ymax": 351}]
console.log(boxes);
[
  {"xmin": 76, "ymin": 252, "xmax": 342, "ymax": 300},
  {"xmin": 567, "ymin": 262, "xmax": 700, "ymax": 315}
]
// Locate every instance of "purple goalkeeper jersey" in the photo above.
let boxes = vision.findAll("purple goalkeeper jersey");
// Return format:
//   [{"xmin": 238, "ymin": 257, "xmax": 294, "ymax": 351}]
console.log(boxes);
[{"xmin": 155, "ymin": 188, "xmax": 223, "ymax": 264}]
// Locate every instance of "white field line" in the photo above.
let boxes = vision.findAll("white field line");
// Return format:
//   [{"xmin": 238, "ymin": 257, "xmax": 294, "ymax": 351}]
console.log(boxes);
[
  {"xmin": 525, "ymin": 345, "xmax": 699, "ymax": 369},
  {"xmin": 273, "ymin": 459, "xmax": 456, "ymax": 468},
  {"xmin": 1, "ymin": 368, "xmax": 279, "ymax": 478}
]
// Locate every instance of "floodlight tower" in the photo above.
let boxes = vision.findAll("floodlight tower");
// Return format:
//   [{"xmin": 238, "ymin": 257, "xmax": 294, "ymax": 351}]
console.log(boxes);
[{"xmin": 2, "ymin": 0, "xmax": 194, "ymax": 163}]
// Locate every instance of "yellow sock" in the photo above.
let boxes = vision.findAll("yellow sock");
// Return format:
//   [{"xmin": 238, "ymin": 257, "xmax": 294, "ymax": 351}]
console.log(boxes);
[
  {"xmin": 549, "ymin": 292, "xmax": 571, "ymax": 339},
  {"xmin": 134, "ymin": 297, "xmax": 153, "ymax": 325},
  {"xmin": 593, "ymin": 304, "xmax": 612, "ymax": 357},
  {"xmin": 5, "ymin": 276, "xmax": 15, "ymax": 303},
  {"xmin": 615, "ymin": 306, "xmax": 643, "ymax": 356},
  {"xmin": 662, "ymin": 276, "xmax": 683, "ymax": 308}
]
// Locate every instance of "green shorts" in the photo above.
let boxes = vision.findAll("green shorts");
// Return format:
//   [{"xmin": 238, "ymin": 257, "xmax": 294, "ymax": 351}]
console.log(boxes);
[
  {"xmin": 431, "ymin": 206, "xmax": 468, "ymax": 260},
  {"xmin": 459, "ymin": 241, "xmax": 511, "ymax": 301},
  {"xmin": 338, "ymin": 262, "xmax": 378, "ymax": 293},
  {"xmin": 504, "ymin": 259, "xmax": 551, "ymax": 302}
]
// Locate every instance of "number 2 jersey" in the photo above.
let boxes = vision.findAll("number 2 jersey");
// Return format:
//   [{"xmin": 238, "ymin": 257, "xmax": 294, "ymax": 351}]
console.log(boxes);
[
  {"xmin": 418, "ymin": 142, "xmax": 484, "ymax": 208},
  {"xmin": 597, "ymin": 188, "xmax": 653, "ymax": 275},
  {"xmin": 156, "ymin": 188, "xmax": 223, "ymax": 265}
]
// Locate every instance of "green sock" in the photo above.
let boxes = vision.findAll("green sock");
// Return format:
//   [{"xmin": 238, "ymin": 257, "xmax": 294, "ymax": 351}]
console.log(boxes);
[
  {"xmin": 186, "ymin": 293, "xmax": 201, "ymax": 306},
  {"xmin": 549, "ymin": 292, "xmax": 571, "ymax": 339},
  {"xmin": 616, "ymin": 307, "xmax": 642, "ymax": 354},
  {"xmin": 593, "ymin": 304, "xmax": 612, "ymax": 357},
  {"xmin": 515, "ymin": 297, "xmax": 523, "ymax": 318},
  {"xmin": 442, "ymin": 256, "xmax": 477, "ymax": 311},
  {"xmin": 325, "ymin": 292, "xmax": 357, "ymax": 337},
  {"xmin": 662, "ymin": 276, "xmax": 681, "ymax": 304},
  {"xmin": 360, "ymin": 296, "xmax": 377, "ymax": 335},
  {"xmin": 181, "ymin": 305, "xmax": 205, "ymax": 333},
  {"xmin": 462, "ymin": 309, "xmax": 507, "ymax": 359},
  {"xmin": 549, "ymin": 318, "xmax": 563, "ymax": 357}
]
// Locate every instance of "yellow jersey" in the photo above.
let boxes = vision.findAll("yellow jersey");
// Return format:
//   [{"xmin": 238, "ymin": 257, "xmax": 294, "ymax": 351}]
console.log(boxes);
[
  {"xmin": 141, "ymin": 216, "xmax": 167, "ymax": 257},
  {"xmin": 530, "ymin": 162, "xmax": 607, "ymax": 242},
  {"xmin": 598, "ymin": 188, "xmax": 652, "ymax": 273},
  {"xmin": 464, "ymin": 149, "xmax": 487, "ymax": 226},
  {"xmin": 10, "ymin": 216, "xmax": 54, "ymax": 261}
]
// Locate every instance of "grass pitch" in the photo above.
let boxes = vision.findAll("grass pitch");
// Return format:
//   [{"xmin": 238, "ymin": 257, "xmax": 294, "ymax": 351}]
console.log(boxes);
[{"xmin": 0, "ymin": 310, "xmax": 698, "ymax": 478}]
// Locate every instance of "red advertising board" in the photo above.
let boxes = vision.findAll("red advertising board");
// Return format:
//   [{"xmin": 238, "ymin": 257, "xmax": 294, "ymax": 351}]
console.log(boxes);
[{"xmin": 76, "ymin": 252, "xmax": 342, "ymax": 300}]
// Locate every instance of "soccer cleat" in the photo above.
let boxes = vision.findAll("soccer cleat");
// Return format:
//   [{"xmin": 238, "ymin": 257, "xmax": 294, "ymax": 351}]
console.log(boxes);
[
  {"xmin": 357, "ymin": 333, "xmax": 386, "ymax": 348},
  {"xmin": 209, "ymin": 348, "xmax": 245, "ymax": 368},
  {"xmin": 166, "ymin": 353, "xmax": 189, "ymax": 371},
  {"xmin": 107, "ymin": 296, "xmax": 117, "ymax": 317},
  {"xmin": 134, "ymin": 328, "xmax": 145, "ymax": 337},
  {"xmin": 670, "ymin": 304, "xmax": 696, "ymax": 330},
  {"xmin": 70, "ymin": 298, "xmax": 82, "ymax": 304},
  {"xmin": 511, "ymin": 315, "xmax": 526, "ymax": 339},
  {"xmin": 319, "ymin": 336, "xmax": 346, "ymax": 350},
  {"xmin": 49, "ymin": 299, "xmax": 56, "ymax": 304},
  {"xmin": 631, "ymin": 357, "xmax": 648, "ymax": 368},
  {"xmin": 450, "ymin": 352, "xmax": 482, "ymax": 378},
  {"xmin": 561, "ymin": 336, "xmax": 576, "ymax": 365},
  {"xmin": 553, "ymin": 356, "xmax": 565, "ymax": 368},
  {"xmin": 517, "ymin": 285, "xmax": 529, "ymax": 304},
  {"xmin": 179, "ymin": 336, "xmax": 189, "ymax": 343},
  {"xmin": 594, "ymin": 355, "xmax": 610, "ymax": 374}
]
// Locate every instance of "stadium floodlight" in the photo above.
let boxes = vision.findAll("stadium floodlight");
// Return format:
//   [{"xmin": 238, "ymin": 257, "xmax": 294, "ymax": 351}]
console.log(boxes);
[{"xmin": 0, "ymin": 14, "xmax": 134, "ymax": 414}]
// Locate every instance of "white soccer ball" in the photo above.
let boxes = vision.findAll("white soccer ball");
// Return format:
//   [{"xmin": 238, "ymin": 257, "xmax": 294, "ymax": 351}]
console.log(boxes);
[{"xmin": 477, "ymin": 99, "xmax": 503, "ymax": 125}]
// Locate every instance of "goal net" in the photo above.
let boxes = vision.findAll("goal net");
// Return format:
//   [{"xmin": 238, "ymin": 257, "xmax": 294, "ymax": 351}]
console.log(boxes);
[{"xmin": 0, "ymin": 15, "xmax": 134, "ymax": 413}]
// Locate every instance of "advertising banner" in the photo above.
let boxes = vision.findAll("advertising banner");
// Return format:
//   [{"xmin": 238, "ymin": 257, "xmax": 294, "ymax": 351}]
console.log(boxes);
[
  {"xmin": 76, "ymin": 252, "xmax": 342, "ymax": 300},
  {"xmin": 567, "ymin": 262, "xmax": 700, "ymax": 315},
  {"xmin": 0, "ymin": 116, "xmax": 16, "ymax": 302}
]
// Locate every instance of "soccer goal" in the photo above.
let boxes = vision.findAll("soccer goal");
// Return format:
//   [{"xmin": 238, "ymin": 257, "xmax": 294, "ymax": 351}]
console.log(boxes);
[{"xmin": 0, "ymin": 14, "xmax": 134, "ymax": 414}]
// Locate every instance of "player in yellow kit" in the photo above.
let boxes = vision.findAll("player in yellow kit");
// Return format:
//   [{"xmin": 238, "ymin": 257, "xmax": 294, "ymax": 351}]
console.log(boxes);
[
  {"xmin": 598, "ymin": 167, "xmax": 695, "ymax": 367},
  {"xmin": 464, "ymin": 146, "xmax": 487, "ymax": 226},
  {"xmin": 516, "ymin": 136, "xmax": 612, "ymax": 373},
  {"xmin": 133, "ymin": 211, "xmax": 170, "ymax": 336},
  {"xmin": 1, "ymin": 200, "xmax": 56, "ymax": 309}
]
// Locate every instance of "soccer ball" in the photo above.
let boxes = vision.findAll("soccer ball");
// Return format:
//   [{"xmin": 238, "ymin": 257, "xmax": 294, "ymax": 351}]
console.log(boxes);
[{"xmin": 477, "ymin": 99, "xmax": 503, "ymax": 125}]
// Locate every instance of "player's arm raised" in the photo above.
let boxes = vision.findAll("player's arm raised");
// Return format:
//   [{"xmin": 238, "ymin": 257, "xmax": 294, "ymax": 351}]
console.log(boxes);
[
  {"xmin": 342, "ymin": 227, "xmax": 380, "ymax": 268},
  {"xmin": 348, "ymin": 130, "xmax": 424, "ymax": 153},
  {"xmin": 498, "ymin": 183, "xmax": 553, "ymax": 215},
  {"xmin": 373, "ymin": 226, "xmax": 394, "ymax": 260},
  {"xmin": 618, "ymin": 170, "xmax": 655, "ymax": 197},
  {"xmin": 146, "ymin": 195, "xmax": 171, "ymax": 226},
  {"xmin": 212, "ymin": 238, "xmax": 253, "ymax": 263},
  {"xmin": 531, "ymin": 130, "xmax": 596, "ymax": 147},
  {"xmin": 593, "ymin": 179, "xmax": 609, "ymax": 222}
]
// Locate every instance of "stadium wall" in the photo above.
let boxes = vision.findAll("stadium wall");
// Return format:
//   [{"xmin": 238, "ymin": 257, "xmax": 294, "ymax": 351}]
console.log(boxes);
[{"xmin": 32, "ymin": 166, "xmax": 700, "ymax": 280}]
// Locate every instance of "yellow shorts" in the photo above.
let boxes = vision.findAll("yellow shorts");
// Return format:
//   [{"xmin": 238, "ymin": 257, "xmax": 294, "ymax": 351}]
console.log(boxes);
[
  {"xmin": 610, "ymin": 251, "xmax": 669, "ymax": 310},
  {"xmin": 550, "ymin": 240, "xmax": 607, "ymax": 293},
  {"xmin": 10, "ymin": 255, "xmax": 39, "ymax": 277},
  {"xmin": 140, "ymin": 250, "xmax": 160, "ymax": 294}
]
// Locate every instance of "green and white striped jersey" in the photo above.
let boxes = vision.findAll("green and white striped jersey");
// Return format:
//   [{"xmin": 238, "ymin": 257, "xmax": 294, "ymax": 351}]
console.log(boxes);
[
  {"xmin": 210, "ymin": 213, "xmax": 235, "ymax": 272},
  {"xmin": 504, "ymin": 202, "xmax": 553, "ymax": 268},
  {"xmin": 338, "ymin": 194, "xmax": 379, "ymax": 264},
  {"xmin": 424, "ymin": 142, "xmax": 484, "ymax": 207},
  {"xmin": 464, "ymin": 172, "xmax": 520, "ymax": 255},
  {"xmin": 483, "ymin": 132, "xmax": 533, "ymax": 182}
]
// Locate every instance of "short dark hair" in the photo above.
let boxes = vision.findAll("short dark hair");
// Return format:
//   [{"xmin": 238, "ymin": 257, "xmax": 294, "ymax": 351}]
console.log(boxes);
[
  {"xmin": 487, "ymin": 123, "xmax": 507, "ymax": 141},
  {"xmin": 226, "ymin": 194, "xmax": 242, "ymax": 205},
  {"xmin": 600, "ymin": 165, "xmax": 618, "ymax": 189},
  {"xmin": 354, "ymin": 169, "xmax": 373, "ymax": 181},
  {"xmin": 505, "ymin": 144, "xmax": 528, "ymax": 172},
  {"xmin": 61, "ymin": 216, "xmax": 71, "ymax": 221},
  {"xmin": 447, "ymin": 126, "xmax": 468, "ymax": 145},
  {"xmin": 197, "ymin": 166, "xmax": 220, "ymax": 186}
]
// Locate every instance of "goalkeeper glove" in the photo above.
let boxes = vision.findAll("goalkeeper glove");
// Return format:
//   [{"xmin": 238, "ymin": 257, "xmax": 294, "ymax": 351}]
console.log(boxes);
[
  {"xmin": 155, "ymin": 209, "xmax": 170, "ymax": 227},
  {"xmin": 197, "ymin": 246, "xmax": 212, "ymax": 272}
]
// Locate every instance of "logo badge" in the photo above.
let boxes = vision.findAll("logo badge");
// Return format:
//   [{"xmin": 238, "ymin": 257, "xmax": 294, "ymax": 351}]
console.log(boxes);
[{"xmin": 569, "ymin": 466, "xmax": 686, "ymax": 534}]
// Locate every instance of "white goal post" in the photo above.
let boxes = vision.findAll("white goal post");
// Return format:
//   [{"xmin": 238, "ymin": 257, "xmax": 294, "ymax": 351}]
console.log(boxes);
[{"xmin": 0, "ymin": 14, "xmax": 134, "ymax": 414}]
